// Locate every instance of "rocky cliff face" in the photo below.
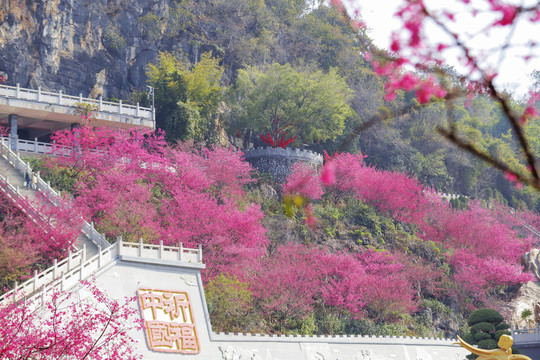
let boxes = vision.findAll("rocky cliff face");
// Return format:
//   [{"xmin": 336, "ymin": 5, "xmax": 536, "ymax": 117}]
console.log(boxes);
[{"xmin": 0, "ymin": 0, "xmax": 188, "ymax": 99}]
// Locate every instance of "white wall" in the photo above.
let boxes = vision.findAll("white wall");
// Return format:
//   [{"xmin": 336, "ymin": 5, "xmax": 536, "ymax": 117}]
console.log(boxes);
[{"xmin": 92, "ymin": 257, "xmax": 469, "ymax": 360}]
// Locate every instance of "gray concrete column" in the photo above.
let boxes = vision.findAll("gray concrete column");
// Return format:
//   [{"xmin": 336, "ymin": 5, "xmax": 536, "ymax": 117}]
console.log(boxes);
[{"xmin": 9, "ymin": 114, "xmax": 18, "ymax": 151}]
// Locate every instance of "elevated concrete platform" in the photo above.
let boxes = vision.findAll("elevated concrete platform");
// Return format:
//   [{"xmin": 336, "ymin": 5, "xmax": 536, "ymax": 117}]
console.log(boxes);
[{"xmin": 0, "ymin": 83, "xmax": 154, "ymax": 144}]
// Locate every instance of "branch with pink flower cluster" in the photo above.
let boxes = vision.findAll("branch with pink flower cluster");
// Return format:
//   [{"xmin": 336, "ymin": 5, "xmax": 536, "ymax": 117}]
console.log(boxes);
[
  {"xmin": 331, "ymin": 0, "xmax": 540, "ymax": 190},
  {"xmin": 0, "ymin": 279, "xmax": 142, "ymax": 359}
]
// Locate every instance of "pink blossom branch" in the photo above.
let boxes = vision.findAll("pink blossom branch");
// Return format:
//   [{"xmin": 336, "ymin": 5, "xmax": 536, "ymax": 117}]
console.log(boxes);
[{"xmin": 331, "ymin": 0, "xmax": 540, "ymax": 189}]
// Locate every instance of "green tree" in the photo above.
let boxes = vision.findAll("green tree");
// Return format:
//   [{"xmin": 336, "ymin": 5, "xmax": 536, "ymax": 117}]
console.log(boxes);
[
  {"xmin": 229, "ymin": 62, "xmax": 355, "ymax": 146},
  {"xmin": 138, "ymin": 13, "xmax": 162, "ymax": 41},
  {"xmin": 167, "ymin": 0, "xmax": 195, "ymax": 35},
  {"xmin": 205, "ymin": 274, "xmax": 262, "ymax": 333},
  {"xmin": 460, "ymin": 308, "xmax": 518, "ymax": 360},
  {"xmin": 146, "ymin": 51, "xmax": 224, "ymax": 143}
]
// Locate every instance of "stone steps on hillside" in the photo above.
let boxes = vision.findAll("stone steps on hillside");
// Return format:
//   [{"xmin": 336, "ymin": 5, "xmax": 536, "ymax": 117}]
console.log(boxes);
[{"xmin": 0, "ymin": 152, "xmax": 99, "ymax": 257}]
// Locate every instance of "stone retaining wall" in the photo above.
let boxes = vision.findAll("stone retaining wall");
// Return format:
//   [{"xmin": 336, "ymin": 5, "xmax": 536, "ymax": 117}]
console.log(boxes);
[{"xmin": 243, "ymin": 147, "xmax": 323, "ymax": 182}]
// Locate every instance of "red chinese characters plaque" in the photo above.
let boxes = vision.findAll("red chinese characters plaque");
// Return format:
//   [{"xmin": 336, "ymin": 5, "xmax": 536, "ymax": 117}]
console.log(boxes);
[{"xmin": 138, "ymin": 288, "xmax": 200, "ymax": 354}]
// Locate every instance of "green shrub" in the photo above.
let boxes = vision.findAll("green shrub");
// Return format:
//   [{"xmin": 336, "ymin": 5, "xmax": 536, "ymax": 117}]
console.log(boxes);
[
  {"xmin": 205, "ymin": 274, "xmax": 261, "ymax": 333},
  {"xmin": 494, "ymin": 329, "xmax": 511, "ymax": 340},
  {"xmin": 461, "ymin": 333, "xmax": 475, "ymax": 344},
  {"xmin": 461, "ymin": 308, "xmax": 521, "ymax": 360},
  {"xmin": 25, "ymin": 158, "xmax": 76, "ymax": 193},
  {"xmin": 476, "ymin": 339, "xmax": 497, "ymax": 349},
  {"xmin": 284, "ymin": 314, "xmax": 318, "ymax": 335},
  {"xmin": 495, "ymin": 322, "xmax": 510, "ymax": 330},
  {"xmin": 138, "ymin": 13, "xmax": 162, "ymax": 40},
  {"xmin": 473, "ymin": 332, "xmax": 491, "ymax": 341},
  {"xmin": 103, "ymin": 25, "xmax": 126, "ymax": 53},
  {"xmin": 314, "ymin": 311, "xmax": 346, "ymax": 335},
  {"xmin": 521, "ymin": 309, "xmax": 533, "ymax": 320},
  {"xmin": 470, "ymin": 321, "xmax": 495, "ymax": 335},
  {"xmin": 468, "ymin": 308, "xmax": 504, "ymax": 326}
]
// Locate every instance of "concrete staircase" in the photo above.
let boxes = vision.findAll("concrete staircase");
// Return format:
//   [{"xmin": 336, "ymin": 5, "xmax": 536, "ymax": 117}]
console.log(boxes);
[{"xmin": 0, "ymin": 142, "xmax": 108, "ymax": 257}]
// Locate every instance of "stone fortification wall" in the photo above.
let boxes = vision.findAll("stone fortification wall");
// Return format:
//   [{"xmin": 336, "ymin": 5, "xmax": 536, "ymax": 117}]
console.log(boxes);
[{"xmin": 243, "ymin": 147, "xmax": 323, "ymax": 183}]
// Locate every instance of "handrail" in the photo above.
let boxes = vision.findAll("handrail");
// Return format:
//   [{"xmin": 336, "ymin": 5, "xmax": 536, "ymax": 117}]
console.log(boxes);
[
  {"xmin": 511, "ymin": 324, "xmax": 540, "ymax": 345},
  {"xmin": 0, "ymin": 83, "xmax": 154, "ymax": 122},
  {"xmin": 118, "ymin": 237, "xmax": 203, "ymax": 263},
  {"xmin": 0, "ymin": 136, "xmax": 54, "ymax": 155},
  {"xmin": 0, "ymin": 247, "xmax": 86, "ymax": 304},
  {"xmin": 0, "ymin": 173, "xmax": 44, "ymax": 227},
  {"xmin": 0, "ymin": 140, "xmax": 110, "ymax": 250},
  {"xmin": 0, "ymin": 240, "xmax": 203, "ymax": 305}
]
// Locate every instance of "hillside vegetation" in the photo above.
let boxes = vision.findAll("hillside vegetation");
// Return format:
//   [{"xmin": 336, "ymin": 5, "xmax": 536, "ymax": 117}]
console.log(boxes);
[
  {"xmin": 0, "ymin": 124, "xmax": 537, "ymax": 338},
  {"xmin": 126, "ymin": 1, "xmax": 540, "ymax": 212}
]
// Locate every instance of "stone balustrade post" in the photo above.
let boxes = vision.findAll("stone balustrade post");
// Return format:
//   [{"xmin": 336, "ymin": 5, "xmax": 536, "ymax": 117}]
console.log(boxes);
[
  {"xmin": 117, "ymin": 235, "xmax": 123, "ymax": 256},
  {"xmin": 179, "ymin": 242, "xmax": 183, "ymax": 261},
  {"xmin": 98, "ymin": 246, "xmax": 102, "ymax": 267},
  {"xmin": 159, "ymin": 240, "xmax": 164, "ymax": 259},
  {"xmin": 9, "ymin": 113, "xmax": 18, "ymax": 151},
  {"xmin": 60, "ymin": 271, "xmax": 65, "ymax": 291},
  {"xmin": 33, "ymin": 270, "xmax": 38, "ymax": 292}
]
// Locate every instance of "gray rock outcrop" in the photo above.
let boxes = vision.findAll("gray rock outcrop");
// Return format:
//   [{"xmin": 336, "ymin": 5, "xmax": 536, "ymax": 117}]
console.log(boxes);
[
  {"xmin": 522, "ymin": 249, "xmax": 540, "ymax": 281},
  {"xmin": 0, "ymin": 0, "xmax": 187, "ymax": 99}
]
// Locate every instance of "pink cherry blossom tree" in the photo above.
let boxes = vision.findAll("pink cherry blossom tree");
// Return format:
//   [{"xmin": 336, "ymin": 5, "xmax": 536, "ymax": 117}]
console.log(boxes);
[
  {"xmin": 0, "ymin": 185, "xmax": 82, "ymax": 287},
  {"xmin": 284, "ymin": 152, "xmax": 534, "ymax": 309},
  {"xmin": 45, "ymin": 126, "xmax": 267, "ymax": 279},
  {"xmin": 0, "ymin": 279, "xmax": 141, "ymax": 359},
  {"xmin": 252, "ymin": 243, "xmax": 418, "ymax": 326}
]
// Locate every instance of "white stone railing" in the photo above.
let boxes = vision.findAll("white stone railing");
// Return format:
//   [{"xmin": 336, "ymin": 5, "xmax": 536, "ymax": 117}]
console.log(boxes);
[
  {"xmin": 0, "ymin": 136, "xmax": 54, "ymax": 154},
  {"xmin": 423, "ymin": 190, "xmax": 468, "ymax": 200},
  {"xmin": 0, "ymin": 170, "xmax": 44, "ymax": 226},
  {"xmin": 0, "ymin": 247, "xmax": 87, "ymax": 304},
  {"xmin": 0, "ymin": 240, "xmax": 203, "ymax": 305},
  {"xmin": 0, "ymin": 136, "xmax": 103, "ymax": 157},
  {"xmin": 0, "ymin": 83, "xmax": 154, "ymax": 122},
  {"xmin": 508, "ymin": 208, "xmax": 540, "ymax": 240},
  {"xmin": 118, "ymin": 237, "xmax": 203, "ymax": 263},
  {"xmin": 512, "ymin": 325, "xmax": 540, "ymax": 345},
  {"xmin": 243, "ymin": 147, "xmax": 323, "ymax": 164},
  {"xmin": 0, "ymin": 140, "xmax": 110, "ymax": 250}
]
